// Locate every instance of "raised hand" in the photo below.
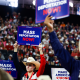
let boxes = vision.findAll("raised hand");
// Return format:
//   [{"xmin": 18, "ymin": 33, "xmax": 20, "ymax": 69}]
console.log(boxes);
[
  {"xmin": 14, "ymin": 41, "xmax": 18, "ymax": 52},
  {"xmin": 39, "ymin": 43, "xmax": 43, "ymax": 55},
  {"xmin": 39, "ymin": 43, "xmax": 42, "ymax": 51},
  {"xmin": 44, "ymin": 15, "xmax": 54, "ymax": 32}
]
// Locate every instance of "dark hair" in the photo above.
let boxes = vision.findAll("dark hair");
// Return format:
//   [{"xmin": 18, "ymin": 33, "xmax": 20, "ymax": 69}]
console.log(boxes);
[
  {"xmin": 0, "ymin": 51, "xmax": 1, "ymax": 54},
  {"xmin": 33, "ymin": 67, "xmax": 37, "ymax": 73},
  {"xmin": 32, "ymin": 64, "xmax": 37, "ymax": 73}
]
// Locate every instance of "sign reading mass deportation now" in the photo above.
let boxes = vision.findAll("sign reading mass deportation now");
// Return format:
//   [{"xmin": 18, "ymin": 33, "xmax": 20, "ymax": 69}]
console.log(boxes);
[
  {"xmin": 0, "ymin": 60, "xmax": 17, "ymax": 78},
  {"xmin": 36, "ymin": 0, "xmax": 69, "ymax": 23},
  {"xmin": 17, "ymin": 26, "xmax": 42, "ymax": 46}
]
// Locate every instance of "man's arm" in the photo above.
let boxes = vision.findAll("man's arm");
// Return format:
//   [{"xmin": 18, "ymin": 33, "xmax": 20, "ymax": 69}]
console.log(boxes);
[
  {"xmin": 44, "ymin": 15, "xmax": 79, "ymax": 75},
  {"xmin": 13, "ymin": 42, "xmax": 26, "ymax": 75},
  {"xmin": 49, "ymin": 31, "xmax": 78, "ymax": 74},
  {"xmin": 36, "ymin": 43, "xmax": 46, "ymax": 77}
]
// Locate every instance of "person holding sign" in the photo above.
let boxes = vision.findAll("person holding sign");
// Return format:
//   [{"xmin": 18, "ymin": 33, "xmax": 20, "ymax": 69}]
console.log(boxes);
[
  {"xmin": 44, "ymin": 15, "xmax": 80, "ymax": 80},
  {"xmin": 13, "ymin": 42, "xmax": 46, "ymax": 80}
]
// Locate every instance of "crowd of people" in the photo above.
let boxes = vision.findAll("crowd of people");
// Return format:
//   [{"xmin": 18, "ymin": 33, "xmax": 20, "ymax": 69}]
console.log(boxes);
[{"xmin": 0, "ymin": 11, "xmax": 80, "ymax": 67}]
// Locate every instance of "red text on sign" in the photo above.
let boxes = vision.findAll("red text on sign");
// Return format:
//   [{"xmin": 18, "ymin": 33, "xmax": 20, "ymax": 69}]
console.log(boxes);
[
  {"xmin": 56, "ymin": 77, "xmax": 69, "ymax": 79},
  {"xmin": 43, "ymin": 6, "xmax": 61, "ymax": 15},
  {"xmin": 6, "ymin": 71, "xmax": 11, "ymax": 74},
  {"xmin": 23, "ymin": 37, "xmax": 35, "ymax": 42}
]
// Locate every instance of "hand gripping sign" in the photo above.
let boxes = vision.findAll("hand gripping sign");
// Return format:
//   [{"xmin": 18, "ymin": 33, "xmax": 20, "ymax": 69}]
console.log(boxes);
[
  {"xmin": 17, "ymin": 26, "xmax": 42, "ymax": 46},
  {"xmin": 35, "ymin": 0, "xmax": 69, "ymax": 23}
]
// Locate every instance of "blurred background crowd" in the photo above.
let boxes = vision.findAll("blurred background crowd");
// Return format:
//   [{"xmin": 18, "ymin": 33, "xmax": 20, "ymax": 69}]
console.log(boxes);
[
  {"xmin": 0, "ymin": 0, "xmax": 80, "ymax": 80},
  {"xmin": 0, "ymin": 11, "xmax": 80, "ymax": 67}
]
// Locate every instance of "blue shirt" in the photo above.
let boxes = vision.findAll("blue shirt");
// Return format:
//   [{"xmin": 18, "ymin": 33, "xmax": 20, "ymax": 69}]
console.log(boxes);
[{"xmin": 49, "ymin": 31, "xmax": 80, "ymax": 80}]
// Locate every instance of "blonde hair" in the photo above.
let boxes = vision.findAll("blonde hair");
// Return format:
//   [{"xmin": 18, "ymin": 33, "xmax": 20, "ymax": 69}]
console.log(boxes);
[{"xmin": 0, "ymin": 69, "xmax": 14, "ymax": 80}]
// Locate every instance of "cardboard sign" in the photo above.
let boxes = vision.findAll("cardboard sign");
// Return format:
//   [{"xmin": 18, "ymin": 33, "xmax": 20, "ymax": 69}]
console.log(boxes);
[
  {"xmin": 17, "ymin": 26, "xmax": 42, "ymax": 46},
  {"xmin": 0, "ymin": 60, "xmax": 17, "ymax": 78},
  {"xmin": 36, "ymin": 0, "xmax": 69, "ymax": 23},
  {"xmin": 51, "ymin": 68, "xmax": 71, "ymax": 80}
]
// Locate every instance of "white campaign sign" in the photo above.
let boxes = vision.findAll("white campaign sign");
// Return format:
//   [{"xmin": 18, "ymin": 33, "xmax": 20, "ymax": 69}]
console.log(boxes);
[{"xmin": 51, "ymin": 68, "xmax": 70, "ymax": 80}]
